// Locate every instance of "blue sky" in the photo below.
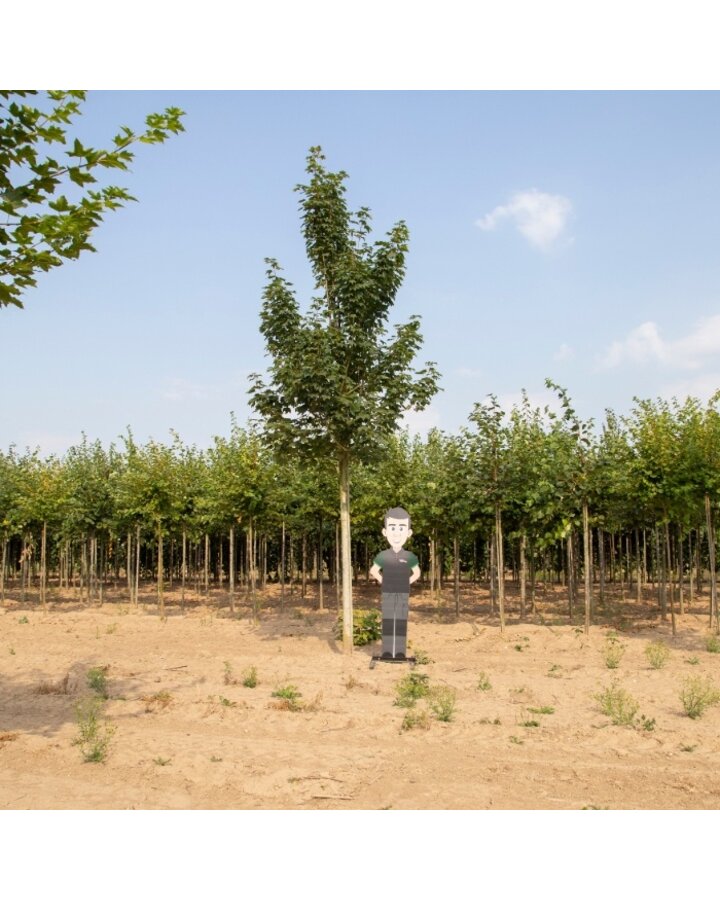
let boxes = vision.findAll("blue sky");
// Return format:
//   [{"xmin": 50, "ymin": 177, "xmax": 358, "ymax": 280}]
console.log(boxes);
[{"xmin": 4, "ymin": 90, "xmax": 720, "ymax": 455}]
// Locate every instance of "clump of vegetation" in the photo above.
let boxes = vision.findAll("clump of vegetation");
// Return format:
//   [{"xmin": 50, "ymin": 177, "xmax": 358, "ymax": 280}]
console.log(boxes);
[
  {"xmin": 428, "ymin": 685, "xmax": 457, "ymax": 722},
  {"xmin": 595, "ymin": 683, "xmax": 639, "ymax": 726},
  {"xmin": 705, "ymin": 634, "xmax": 720, "ymax": 654},
  {"xmin": 86, "ymin": 666, "xmax": 109, "ymax": 699},
  {"xmin": 153, "ymin": 756, "xmax": 171, "ymax": 766},
  {"xmin": 547, "ymin": 664, "xmax": 562, "ymax": 678},
  {"xmin": 401, "ymin": 709, "xmax": 431, "ymax": 731},
  {"xmin": 680, "ymin": 675, "xmax": 720, "ymax": 719},
  {"xmin": 18, "ymin": 616, "xmax": 29, "ymax": 624},
  {"xmin": 271, "ymin": 684, "xmax": 302, "ymax": 711},
  {"xmin": 335, "ymin": 609, "xmax": 381, "ymax": 646},
  {"xmin": 519, "ymin": 715, "xmax": 540, "ymax": 727},
  {"xmin": 74, "ymin": 697, "xmax": 115, "ymax": 763},
  {"xmin": 509, "ymin": 735, "xmax": 523, "ymax": 745},
  {"xmin": 223, "ymin": 661, "xmax": 236, "ymax": 685},
  {"xmin": 476, "ymin": 672, "xmax": 492, "ymax": 692},
  {"xmin": 142, "ymin": 691, "xmax": 173, "ymax": 712},
  {"xmin": 219, "ymin": 695, "xmax": 237, "ymax": 708},
  {"xmin": 344, "ymin": 674, "xmax": 359, "ymax": 690},
  {"xmin": 36, "ymin": 673, "xmax": 70, "ymax": 695},
  {"xmin": 685, "ymin": 656, "xmax": 700, "ymax": 666},
  {"xmin": 528, "ymin": 706, "xmax": 554, "ymax": 715},
  {"xmin": 602, "ymin": 635, "xmax": 625, "ymax": 669},
  {"xmin": 242, "ymin": 666, "xmax": 258, "ymax": 688},
  {"xmin": 478, "ymin": 717, "xmax": 501, "ymax": 725},
  {"xmin": 394, "ymin": 672, "xmax": 430, "ymax": 708},
  {"xmin": 639, "ymin": 714, "xmax": 656, "ymax": 732},
  {"xmin": 412, "ymin": 647, "xmax": 433, "ymax": 665},
  {"xmin": 645, "ymin": 640, "xmax": 671, "ymax": 669}
]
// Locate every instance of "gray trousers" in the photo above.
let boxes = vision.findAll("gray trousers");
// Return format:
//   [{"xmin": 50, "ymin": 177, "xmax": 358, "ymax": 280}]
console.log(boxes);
[{"xmin": 381, "ymin": 592, "xmax": 409, "ymax": 656}]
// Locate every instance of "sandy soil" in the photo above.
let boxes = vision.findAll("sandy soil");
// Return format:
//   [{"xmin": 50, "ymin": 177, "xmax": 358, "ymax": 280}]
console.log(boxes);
[{"xmin": 2, "ymin": 582, "xmax": 720, "ymax": 810}]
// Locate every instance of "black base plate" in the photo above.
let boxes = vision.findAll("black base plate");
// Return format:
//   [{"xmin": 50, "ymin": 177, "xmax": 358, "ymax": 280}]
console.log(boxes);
[{"xmin": 369, "ymin": 655, "xmax": 416, "ymax": 669}]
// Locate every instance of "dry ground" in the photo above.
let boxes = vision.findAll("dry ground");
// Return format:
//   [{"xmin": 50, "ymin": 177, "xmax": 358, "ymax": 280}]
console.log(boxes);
[{"xmin": 2, "ymin": 581, "xmax": 720, "ymax": 809}]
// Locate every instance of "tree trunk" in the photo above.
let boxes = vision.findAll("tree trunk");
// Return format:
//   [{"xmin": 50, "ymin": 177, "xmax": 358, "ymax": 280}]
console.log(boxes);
[
  {"xmin": 453, "ymin": 533, "xmax": 460, "ymax": 619},
  {"xmin": 280, "ymin": 518, "xmax": 286, "ymax": 612},
  {"xmin": 495, "ymin": 505, "xmax": 506, "ymax": 634},
  {"xmin": 301, "ymin": 533, "xmax": 307, "ymax": 599},
  {"xmin": 181, "ymin": 528, "xmax": 187, "ymax": 611},
  {"xmin": 489, "ymin": 536, "xmax": 496, "ymax": 613},
  {"xmin": 598, "ymin": 529, "xmax": 606, "ymax": 607},
  {"xmin": 0, "ymin": 538, "xmax": 7, "ymax": 605},
  {"xmin": 566, "ymin": 532, "xmax": 575, "ymax": 620},
  {"xmin": 204, "ymin": 533, "xmax": 210, "ymax": 599},
  {"xmin": 318, "ymin": 517, "xmax": 324, "ymax": 611},
  {"xmin": 157, "ymin": 525, "xmax": 164, "ymax": 614},
  {"xmin": 229, "ymin": 525, "xmax": 235, "ymax": 614},
  {"xmin": 583, "ymin": 501, "xmax": 591, "ymax": 634},
  {"xmin": 134, "ymin": 525, "xmax": 141, "ymax": 605},
  {"xmin": 338, "ymin": 451, "xmax": 353, "ymax": 654},
  {"xmin": 519, "ymin": 532, "xmax": 527, "ymax": 619},
  {"xmin": 665, "ymin": 521, "xmax": 676, "ymax": 636},
  {"xmin": 40, "ymin": 521, "xmax": 47, "ymax": 608},
  {"xmin": 705, "ymin": 495, "xmax": 718, "ymax": 630},
  {"xmin": 678, "ymin": 525, "xmax": 685, "ymax": 615},
  {"xmin": 655, "ymin": 526, "xmax": 666, "ymax": 619}
]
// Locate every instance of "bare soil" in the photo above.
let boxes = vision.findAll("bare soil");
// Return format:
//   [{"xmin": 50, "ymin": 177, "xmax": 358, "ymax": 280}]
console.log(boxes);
[{"xmin": 2, "ymin": 581, "xmax": 720, "ymax": 809}]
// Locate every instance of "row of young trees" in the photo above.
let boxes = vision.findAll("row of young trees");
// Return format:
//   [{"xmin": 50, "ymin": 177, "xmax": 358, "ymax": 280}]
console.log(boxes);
[{"xmin": 2, "ymin": 389, "xmax": 720, "ymax": 633}]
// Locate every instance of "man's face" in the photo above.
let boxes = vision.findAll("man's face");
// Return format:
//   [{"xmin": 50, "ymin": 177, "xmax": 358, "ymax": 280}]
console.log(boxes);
[{"xmin": 382, "ymin": 517, "xmax": 412, "ymax": 551}]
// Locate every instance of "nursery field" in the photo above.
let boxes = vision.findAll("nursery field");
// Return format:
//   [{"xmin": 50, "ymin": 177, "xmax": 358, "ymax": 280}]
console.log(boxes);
[{"xmin": 2, "ymin": 583, "xmax": 720, "ymax": 810}]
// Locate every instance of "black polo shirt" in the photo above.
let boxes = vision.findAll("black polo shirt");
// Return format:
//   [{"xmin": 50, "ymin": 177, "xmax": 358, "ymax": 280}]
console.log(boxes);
[{"xmin": 373, "ymin": 549, "xmax": 419, "ymax": 593}]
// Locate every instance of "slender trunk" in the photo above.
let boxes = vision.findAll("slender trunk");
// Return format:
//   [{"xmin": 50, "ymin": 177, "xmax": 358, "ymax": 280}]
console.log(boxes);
[
  {"xmin": 157, "ymin": 525, "xmax": 164, "ymax": 614},
  {"xmin": 181, "ymin": 528, "xmax": 187, "ymax": 611},
  {"xmin": 318, "ymin": 517, "xmax": 324, "ymax": 611},
  {"xmin": 678, "ymin": 525, "xmax": 685, "ymax": 615},
  {"xmin": 126, "ymin": 530, "xmax": 133, "ymax": 603},
  {"xmin": 567, "ymin": 532, "xmax": 574, "ymax": 620},
  {"xmin": 655, "ymin": 526, "xmax": 666, "ymax": 619},
  {"xmin": 598, "ymin": 529, "xmax": 606, "ymax": 607},
  {"xmin": 583, "ymin": 502, "xmax": 591, "ymax": 634},
  {"xmin": 335, "ymin": 522, "xmax": 341, "ymax": 609},
  {"xmin": 229, "ymin": 525, "xmax": 235, "ymax": 614},
  {"xmin": 99, "ymin": 539, "xmax": 105, "ymax": 606},
  {"xmin": 665, "ymin": 521, "xmax": 676, "ymax": 636},
  {"xmin": 135, "ymin": 524, "xmax": 141, "ymax": 606},
  {"xmin": 489, "ymin": 536, "xmax": 496, "ymax": 613},
  {"xmin": 40, "ymin": 521, "xmax": 47, "ymax": 608},
  {"xmin": 301, "ymin": 533, "xmax": 307, "ymax": 599},
  {"xmin": 0, "ymin": 538, "xmax": 7, "ymax": 605},
  {"xmin": 453, "ymin": 533, "xmax": 460, "ymax": 619},
  {"xmin": 338, "ymin": 451, "xmax": 353, "ymax": 654},
  {"xmin": 635, "ymin": 528, "xmax": 642, "ymax": 605},
  {"xmin": 705, "ymin": 495, "xmax": 718, "ymax": 630},
  {"xmin": 204, "ymin": 533, "xmax": 210, "ymax": 599},
  {"xmin": 280, "ymin": 518, "xmax": 286, "ymax": 612},
  {"xmin": 496, "ymin": 505, "xmax": 506, "ymax": 633},
  {"xmin": 289, "ymin": 535, "xmax": 295, "ymax": 603},
  {"xmin": 519, "ymin": 532, "xmax": 527, "ymax": 619}
]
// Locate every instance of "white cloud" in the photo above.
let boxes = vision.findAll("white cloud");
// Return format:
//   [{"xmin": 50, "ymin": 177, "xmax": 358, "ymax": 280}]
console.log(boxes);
[
  {"xmin": 660, "ymin": 373, "xmax": 720, "ymax": 405},
  {"xmin": 476, "ymin": 188, "xmax": 572, "ymax": 251},
  {"xmin": 553, "ymin": 343, "xmax": 575, "ymax": 362},
  {"xmin": 401, "ymin": 404, "xmax": 441, "ymax": 436},
  {"xmin": 599, "ymin": 315, "xmax": 720, "ymax": 370}
]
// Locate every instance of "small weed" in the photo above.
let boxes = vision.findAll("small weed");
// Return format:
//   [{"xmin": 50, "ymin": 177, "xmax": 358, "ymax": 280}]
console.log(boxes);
[
  {"xmin": 142, "ymin": 691, "xmax": 173, "ymax": 712},
  {"xmin": 18, "ymin": 616, "xmax": 29, "ymax": 624},
  {"xmin": 270, "ymin": 684, "xmax": 302, "ymax": 711},
  {"xmin": 680, "ymin": 675, "xmax": 720, "ymax": 719},
  {"xmin": 219, "ymin": 695, "xmax": 236, "ymax": 708},
  {"xmin": 705, "ymin": 634, "xmax": 720, "ymax": 654},
  {"xmin": 685, "ymin": 656, "xmax": 700, "ymax": 665},
  {"xmin": 509, "ymin": 686, "xmax": 526, "ymax": 695},
  {"xmin": 514, "ymin": 644, "xmax": 524, "ymax": 652},
  {"xmin": 223, "ymin": 661, "xmax": 236, "ymax": 685},
  {"xmin": 528, "ymin": 706, "xmax": 554, "ymax": 715},
  {"xmin": 106, "ymin": 624, "xmax": 118, "ymax": 635},
  {"xmin": 519, "ymin": 716, "xmax": 540, "ymax": 728},
  {"xmin": 74, "ymin": 697, "xmax": 114, "ymax": 763},
  {"xmin": 428, "ymin": 685, "xmax": 457, "ymax": 722},
  {"xmin": 582, "ymin": 805, "xmax": 609, "ymax": 810},
  {"xmin": 639, "ymin": 715, "xmax": 656, "ymax": 732},
  {"xmin": 36, "ymin": 673, "xmax": 70, "ymax": 695},
  {"xmin": 242, "ymin": 666, "xmax": 258, "ymax": 688},
  {"xmin": 210, "ymin": 755, "xmax": 223, "ymax": 762},
  {"xmin": 602, "ymin": 635, "xmax": 625, "ymax": 669},
  {"xmin": 547, "ymin": 664, "xmax": 562, "ymax": 678},
  {"xmin": 86, "ymin": 666, "xmax": 109, "ymax": 699},
  {"xmin": 153, "ymin": 757, "xmax": 171, "ymax": 766},
  {"xmin": 680, "ymin": 744, "xmax": 697, "ymax": 753},
  {"xmin": 645, "ymin": 641, "xmax": 671, "ymax": 669},
  {"xmin": 344, "ymin": 674, "xmax": 359, "ymax": 690},
  {"xmin": 401, "ymin": 709, "xmax": 431, "ymax": 731},
  {"xmin": 476, "ymin": 672, "xmax": 492, "ymax": 692},
  {"xmin": 394, "ymin": 672, "xmax": 430, "ymax": 708},
  {"xmin": 509, "ymin": 735, "xmax": 524, "ymax": 745},
  {"xmin": 478, "ymin": 717, "xmax": 501, "ymax": 725},
  {"xmin": 8, "ymin": 646, "xmax": 15, "ymax": 655},
  {"xmin": 412, "ymin": 648, "xmax": 433, "ymax": 665},
  {"xmin": 596, "ymin": 683, "xmax": 639, "ymax": 726}
]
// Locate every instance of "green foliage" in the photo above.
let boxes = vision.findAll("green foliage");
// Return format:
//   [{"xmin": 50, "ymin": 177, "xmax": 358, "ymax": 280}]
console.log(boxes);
[
  {"xmin": 394, "ymin": 672, "xmax": 430, "ymax": 708},
  {"xmin": 528, "ymin": 706, "xmax": 555, "ymax": 715},
  {"xmin": 412, "ymin": 647, "xmax": 433, "ymax": 665},
  {"xmin": 705, "ymin": 634, "xmax": 720, "ymax": 654},
  {"xmin": 0, "ymin": 91, "xmax": 184, "ymax": 309},
  {"xmin": 476, "ymin": 671, "xmax": 492, "ymax": 692},
  {"xmin": 335, "ymin": 608, "xmax": 381, "ymax": 646},
  {"xmin": 602, "ymin": 635, "xmax": 625, "ymax": 669},
  {"xmin": 242, "ymin": 666, "xmax": 259, "ymax": 688},
  {"xmin": 86, "ymin": 666, "xmax": 109, "ymax": 699},
  {"xmin": 645, "ymin": 640, "xmax": 671, "ymax": 669},
  {"xmin": 428, "ymin": 685, "xmax": 457, "ymax": 722},
  {"xmin": 401, "ymin": 709, "xmax": 430, "ymax": 731},
  {"xmin": 74, "ymin": 697, "xmax": 114, "ymax": 762},
  {"xmin": 596, "ymin": 683, "xmax": 639, "ymax": 726},
  {"xmin": 680, "ymin": 676, "xmax": 720, "ymax": 719},
  {"xmin": 271, "ymin": 684, "xmax": 302, "ymax": 711}
]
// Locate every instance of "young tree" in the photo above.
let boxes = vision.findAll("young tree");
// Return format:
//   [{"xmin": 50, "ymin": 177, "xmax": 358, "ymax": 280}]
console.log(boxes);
[
  {"xmin": 249, "ymin": 147, "xmax": 439, "ymax": 652},
  {"xmin": 0, "ymin": 90, "xmax": 184, "ymax": 309}
]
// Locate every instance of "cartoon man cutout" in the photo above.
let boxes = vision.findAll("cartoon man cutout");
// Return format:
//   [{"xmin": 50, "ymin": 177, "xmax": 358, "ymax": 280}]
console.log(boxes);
[{"xmin": 369, "ymin": 507, "xmax": 420, "ymax": 660}]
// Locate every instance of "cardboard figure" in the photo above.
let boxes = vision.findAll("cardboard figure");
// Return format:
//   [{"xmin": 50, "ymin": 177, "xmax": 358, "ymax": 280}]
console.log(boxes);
[{"xmin": 369, "ymin": 507, "xmax": 420, "ymax": 661}]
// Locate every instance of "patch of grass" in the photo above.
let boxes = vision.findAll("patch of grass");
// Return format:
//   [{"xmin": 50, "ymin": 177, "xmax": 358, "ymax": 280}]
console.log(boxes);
[
  {"xmin": 106, "ymin": 623, "xmax": 118, "ymax": 635},
  {"xmin": 8, "ymin": 646, "xmax": 15, "ymax": 655},
  {"xmin": 270, "ymin": 684, "xmax": 302, "ymax": 711},
  {"xmin": 334, "ymin": 608, "xmax": 381, "ymax": 646},
  {"xmin": 476, "ymin": 672, "xmax": 492, "ymax": 692},
  {"xmin": 401, "ymin": 709, "xmax": 431, "ymax": 731},
  {"xmin": 36, "ymin": 673, "xmax": 70, "ymax": 695},
  {"xmin": 602, "ymin": 635, "xmax": 625, "ymax": 669},
  {"xmin": 509, "ymin": 735, "xmax": 524, "ymax": 745},
  {"xmin": 519, "ymin": 716, "xmax": 540, "ymax": 727},
  {"xmin": 705, "ymin": 634, "xmax": 720, "ymax": 654},
  {"xmin": 242, "ymin": 666, "xmax": 258, "ymax": 688},
  {"xmin": 219, "ymin": 695, "xmax": 236, "ymax": 708},
  {"xmin": 514, "ymin": 644, "xmax": 524, "ymax": 652},
  {"xmin": 18, "ymin": 616, "xmax": 29, "ymax": 624},
  {"xmin": 142, "ymin": 691, "xmax": 173, "ymax": 712},
  {"xmin": 639, "ymin": 714, "xmax": 656, "ymax": 732},
  {"xmin": 478, "ymin": 717, "xmax": 501, "ymax": 725},
  {"xmin": 210, "ymin": 755, "xmax": 223, "ymax": 762},
  {"xmin": 595, "ymin": 683, "xmax": 639, "ymax": 726},
  {"xmin": 153, "ymin": 756, "xmax": 171, "ymax": 766},
  {"xmin": 680, "ymin": 744, "xmax": 697, "ymax": 753},
  {"xmin": 74, "ymin": 697, "xmax": 115, "ymax": 763},
  {"xmin": 528, "ymin": 706, "xmax": 554, "ymax": 715},
  {"xmin": 547, "ymin": 664, "xmax": 562, "ymax": 678},
  {"xmin": 428, "ymin": 685, "xmax": 457, "ymax": 722},
  {"xmin": 685, "ymin": 656, "xmax": 700, "ymax": 666},
  {"xmin": 223, "ymin": 660, "xmax": 236, "ymax": 685},
  {"xmin": 680, "ymin": 675, "xmax": 720, "ymax": 719},
  {"xmin": 645, "ymin": 640, "xmax": 671, "ymax": 669},
  {"xmin": 86, "ymin": 666, "xmax": 109, "ymax": 699},
  {"xmin": 394, "ymin": 672, "xmax": 430, "ymax": 708},
  {"xmin": 412, "ymin": 647, "xmax": 433, "ymax": 665}
]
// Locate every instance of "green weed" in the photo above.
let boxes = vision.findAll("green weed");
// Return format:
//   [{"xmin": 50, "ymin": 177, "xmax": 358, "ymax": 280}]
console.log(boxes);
[
  {"xmin": 685, "ymin": 656, "xmax": 700, "ymax": 665},
  {"xmin": 271, "ymin": 684, "xmax": 302, "ymax": 711},
  {"xmin": 705, "ymin": 634, "xmax": 720, "ymax": 654},
  {"xmin": 18, "ymin": 616, "xmax": 28, "ymax": 624},
  {"xmin": 680, "ymin": 744, "xmax": 697, "ymax": 753},
  {"xmin": 219, "ymin": 695, "xmax": 236, "ymax": 708},
  {"xmin": 401, "ymin": 709, "xmax": 431, "ymax": 731},
  {"xmin": 74, "ymin": 697, "xmax": 114, "ymax": 763},
  {"xmin": 335, "ymin": 608, "xmax": 381, "ymax": 646},
  {"xmin": 509, "ymin": 735, "xmax": 524, "ymax": 745},
  {"xmin": 86, "ymin": 666, "xmax": 109, "ymax": 699},
  {"xmin": 476, "ymin": 672, "xmax": 492, "ymax": 692},
  {"xmin": 394, "ymin": 672, "xmax": 430, "ymax": 708},
  {"xmin": 412, "ymin": 647, "xmax": 433, "ymax": 665},
  {"xmin": 153, "ymin": 757, "xmax": 171, "ymax": 766},
  {"xmin": 680, "ymin": 675, "xmax": 720, "ymax": 719},
  {"xmin": 242, "ymin": 666, "xmax": 258, "ymax": 688},
  {"xmin": 223, "ymin": 660, "xmax": 236, "ymax": 685},
  {"xmin": 595, "ymin": 683, "xmax": 639, "ymax": 726},
  {"xmin": 528, "ymin": 706, "xmax": 555, "ymax": 715},
  {"xmin": 210, "ymin": 755, "xmax": 223, "ymax": 762},
  {"xmin": 142, "ymin": 691, "xmax": 173, "ymax": 712},
  {"xmin": 428, "ymin": 685, "xmax": 457, "ymax": 722},
  {"xmin": 547, "ymin": 664, "xmax": 562, "ymax": 678},
  {"xmin": 602, "ymin": 635, "xmax": 625, "ymax": 669},
  {"xmin": 645, "ymin": 641, "xmax": 670, "ymax": 669},
  {"xmin": 478, "ymin": 717, "xmax": 501, "ymax": 725}
]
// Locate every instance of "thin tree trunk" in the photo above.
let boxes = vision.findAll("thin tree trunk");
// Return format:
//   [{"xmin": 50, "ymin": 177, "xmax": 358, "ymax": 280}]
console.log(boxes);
[
  {"xmin": 567, "ymin": 532, "xmax": 575, "ymax": 620},
  {"xmin": 135, "ymin": 524, "xmax": 141, "ymax": 606},
  {"xmin": 665, "ymin": 521, "xmax": 676, "ymax": 636},
  {"xmin": 318, "ymin": 517, "xmax": 324, "ymax": 611},
  {"xmin": 301, "ymin": 533, "xmax": 307, "ymax": 599},
  {"xmin": 453, "ymin": 533, "xmax": 460, "ymax": 619},
  {"xmin": 280, "ymin": 519, "xmax": 286, "ymax": 612},
  {"xmin": 489, "ymin": 536, "xmax": 496, "ymax": 613},
  {"xmin": 705, "ymin": 495, "xmax": 718, "ymax": 630},
  {"xmin": 598, "ymin": 529, "xmax": 606, "ymax": 607},
  {"xmin": 495, "ymin": 507, "xmax": 506, "ymax": 633},
  {"xmin": 519, "ymin": 532, "xmax": 527, "ymax": 619},
  {"xmin": 40, "ymin": 521, "xmax": 47, "ymax": 608},
  {"xmin": 655, "ymin": 526, "xmax": 666, "ymax": 619},
  {"xmin": 229, "ymin": 525, "xmax": 235, "ymax": 614},
  {"xmin": 583, "ymin": 502, "xmax": 591, "ymax": 634},
  {"xmin": 204, "ymin": 533, "xmax": 210, "ymax": 599},
  {"xmin": 678, "ymin": 525, "xmax": 685, "ymax": 615},
  {"xmin": 181, "ymin": 528, "xmax": 187, "ymax": 611},
  {"xmin": 157, "ymin": 525, "xmax": 164, "ymax": 614},
  {"xmin": 338, "ymin": 451, "xmax": 353, "ymax": 654},
  {"xmin": 0, "ymin": 538, "xmax": 7, "ymax": 605}
]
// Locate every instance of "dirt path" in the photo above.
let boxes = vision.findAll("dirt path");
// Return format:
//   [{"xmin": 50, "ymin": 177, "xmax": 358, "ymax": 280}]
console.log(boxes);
[{"xmin": 2, "ymin": 590, "xmax": 720, "ymax": 809}]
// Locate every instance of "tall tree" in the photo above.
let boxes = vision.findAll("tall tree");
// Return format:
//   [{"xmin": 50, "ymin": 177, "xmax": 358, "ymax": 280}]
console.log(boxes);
[
  {"xmin": 249, "ymin": 147, "xmax": 439, "ymax": 652},
  {"xmin": 0, "ymin": 90, "xmax": 184, "ymax": 309}
]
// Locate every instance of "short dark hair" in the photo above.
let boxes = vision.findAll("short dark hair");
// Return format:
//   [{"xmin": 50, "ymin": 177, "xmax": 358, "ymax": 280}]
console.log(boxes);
[{"xmin": 384, "ymin": 506, "xmax": 411, "ymax": 528}]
